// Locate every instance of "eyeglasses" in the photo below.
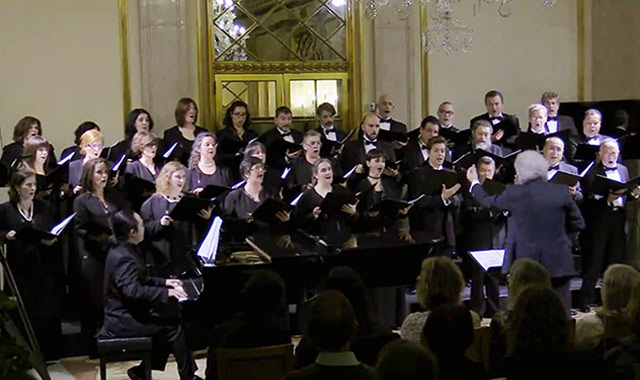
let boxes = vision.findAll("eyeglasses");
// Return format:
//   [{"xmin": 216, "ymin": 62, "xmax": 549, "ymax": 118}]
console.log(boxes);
[
  {"xmin": 88, "ymin": 142, "xmax": 103, "ymax": 151},
  {"xmin": 250, "ymin": 166, "xmax": 266, "ymax": 173}
]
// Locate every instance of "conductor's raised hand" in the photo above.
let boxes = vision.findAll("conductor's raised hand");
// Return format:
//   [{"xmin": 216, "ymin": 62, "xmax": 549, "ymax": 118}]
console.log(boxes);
[{"xmin": 466, "ymin": 165, "xmax": 479, "ymax": 183}]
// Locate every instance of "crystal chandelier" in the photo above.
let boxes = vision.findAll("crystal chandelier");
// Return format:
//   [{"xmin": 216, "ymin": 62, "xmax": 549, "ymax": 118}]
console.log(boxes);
[{"xmin": 213, "ymin": 0, "xmax": 248, "ymax": 61}]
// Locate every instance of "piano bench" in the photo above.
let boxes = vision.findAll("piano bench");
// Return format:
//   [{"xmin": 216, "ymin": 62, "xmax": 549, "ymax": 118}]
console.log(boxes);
[{"xmin": 97, "ymin": 337, "xmax": 153, "ymax": 380}]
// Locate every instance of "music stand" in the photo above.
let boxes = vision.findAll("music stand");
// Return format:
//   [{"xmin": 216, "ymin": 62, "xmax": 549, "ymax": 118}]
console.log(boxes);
[{"xmin": 0, "ymin": 245, "xmax": 51, "ymax": 380}]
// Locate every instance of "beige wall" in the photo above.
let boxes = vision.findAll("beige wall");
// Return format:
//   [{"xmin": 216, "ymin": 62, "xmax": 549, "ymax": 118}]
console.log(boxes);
[
  {"xmin": 0, "ymin": 0, "xmax": 124, "ymax": 153},
  {"xmin": 591, "ymin": 0, "xmax": 640, "ymax": 100},
  {"xmin": 426, "ymin": 0, "xmax": 579, "ymax": 130}
]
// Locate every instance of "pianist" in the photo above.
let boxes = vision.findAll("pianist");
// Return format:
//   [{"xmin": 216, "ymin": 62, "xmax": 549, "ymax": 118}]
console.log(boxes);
[{"xmin": 100, "ymin": 210, "xmax": 201, "ymax": 380}]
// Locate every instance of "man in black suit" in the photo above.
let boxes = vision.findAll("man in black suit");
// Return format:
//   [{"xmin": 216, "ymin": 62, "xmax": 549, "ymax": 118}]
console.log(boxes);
[
  {"xmin": 541, "ymin": 91, "xmax": 578, "ymax": 136},
  {"xmin": 578, "ymin": 139, "xmax": 640, "ymax": 311},
  {"xmin": 284, "ymin": 291, "xmax": 375, "ymax": 380},
  {"xmin": 315, "ymin": 102, "xmax": 347, "ymax": 157},
  {"xmin": 100, "ymin": 211, "xmax": 200, "ymax": 380},
  {"xmin": 466, "ymin": 150, "xmax": 585, "ymax": 312},
  {"xmin": 408, "ymin": 136, "xmax": 462, "ymax": 254},
  {"xmin": 340, "ymin": 112, "xmax": 396, "ymax": 174},
  {"xmin": 401, "ymin": 115, "xmax": 441, "ymax": 174},
  {"xmin": 543, "ymin": 137, "xmax": 583, "ymax": 203},
  {"xmin": 459, "ymin": 156, "xmax": 506, "ymax": 317},
  {"xmin": 454, "ymin": 119, "xmax": 503, "ymax": 161},
  {"xmin": 567, "ymin": 108, "xmax": 612, "ymax": 164},
  {"xmin": 259, "ymin": 106, "xmax": 303, "ymax": 169},
  {"xmin": 437, "ymin": 101, "xmax": 460, "ymax": 133},
  {"xmin": 376, "ymin": 94, "xmax": 408, "ymax": 136},
  {"xmin": 469, "ymin": 90, "xmax": 520, "ymax": 146}
]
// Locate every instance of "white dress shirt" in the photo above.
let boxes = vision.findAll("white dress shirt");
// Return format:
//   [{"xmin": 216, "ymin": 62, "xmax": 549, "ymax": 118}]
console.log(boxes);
[
  {"xmin": 605, "ymin": 167, "xmax": 624, "ymax": 207},
  {"xmin": 277, "ymin": 127, "xmax": 295, "ymax": 143}
]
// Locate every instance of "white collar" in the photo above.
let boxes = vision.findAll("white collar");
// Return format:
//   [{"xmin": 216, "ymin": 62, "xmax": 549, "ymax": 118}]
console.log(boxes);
[{"xmin": 315, "ymin": 352, "xmax": 359, "ymax": 367}]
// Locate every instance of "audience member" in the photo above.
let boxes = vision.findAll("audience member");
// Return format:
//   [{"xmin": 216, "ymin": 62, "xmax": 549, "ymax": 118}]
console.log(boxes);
[
  {"xmin": 285, "ymin": 290, "xmax": 375, "ymax": 380},
  {"xmin": 374, "ymin": 340, "xmax": 437, "ymax": 380},
  {"xmin": 295, "ymin": 266, "xmax": 399, "ymax": 368},
  {"xmin": 604, "ymin": 282, "xmax": 640, "ymax": 380},
  {"xmin": 400, "ymin": 256, "xmax": 480, "ymax": 343}
]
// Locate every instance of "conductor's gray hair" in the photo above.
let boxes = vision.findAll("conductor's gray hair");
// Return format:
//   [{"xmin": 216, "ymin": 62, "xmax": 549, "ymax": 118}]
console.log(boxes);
[{"xmin": 514, "ymin": 150, "xmax": 549, "ymax": 184}]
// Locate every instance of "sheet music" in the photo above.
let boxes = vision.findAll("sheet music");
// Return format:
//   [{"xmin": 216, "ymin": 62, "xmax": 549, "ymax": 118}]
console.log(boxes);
[
  {"xmin": 343, "ymin": 165, "xmax": 358, "ymax": 179},
  {"xmin": 579, "ymin": 161, "xmax": 595, "ymax": 177},
  {"xmin": 469, "ymin": 249, "xmax": 505, "ymax": 272},
  {"xmin": 247, "ymin": 137, "xmax": 258, "ymax": 145},
  {"xmin": 231, "ymin": 179, "xmax": 246, "ymax": 190},
  {"xmin": 163, "ymin": 142, "xmax": 178, "ymax": 159},
  {"xmin": 57, "ymin": 151, "xmax": 75, "ymax": 165},
  {"xmin": 408, "ymin": 194, "xmax": 426, "ymax": 205},
  {"xmin": 111, "ymin": 153, "xmax": 126, "ymax": 172},
  {"xmin": 49, "ymin": 213, "xmax": 76, "ymax": 236},
  {"xmin": 290, "ymin": 192, "xmax": 304, "ymax": 206},
  {"xmin": 281, "ymin": 167, "xmax": 291, "ymax": 179},
  {"xmin": 197, "ymin": 216, "xmax": 223, "ymax": 263}
]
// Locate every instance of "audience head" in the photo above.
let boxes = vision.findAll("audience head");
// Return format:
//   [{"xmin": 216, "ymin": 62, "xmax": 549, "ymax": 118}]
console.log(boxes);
[
  {"xmin": 306, "ymin": 290, "xmax": 357, "ymax": 352},
  {"xmin": 543, "ymin": 137, "xmax": 565, "ymax": 167},
  {"xmin": 316, "ymin": 102, "xmax": 336, "ymax": 128},
  {"xmin": 274, "ymin": 106, "xmax": 293, "ymax": 131},
  {"xmin": 188, "ymin": 132, "xmax": 217, "ymax": 169},
  {"xmin": 507, "ymin": 259, "xmax": 551, "ymax": 308},
  {"xmin": 541, "ymin": 91, "xmax": 560, "ymax": 118},
  {"xmin": 73, "ymin": 121, "xmax": 101, "ymax": 146},
  {"xmin": 416, "ymin": 256, "xmax": 464, "ymax": 310},
  {"xmin": 423, "ymin": 305, "xmax": 474, "ymax": 359},
  {"xmin": 239, "ymin": 156, "xmax": 265, "ymax": 183},
  {"xmin": 477, "ymin": 156, "xmax": 496, "ymax": 183},
  {"xmin": 241, "ymin": 270, "xmax": 286, "ymax": 321},
  {"xmin": 514, "ymin": 150, "xmax": 548, "ymax": 184},
  {"xmin": 125, "ymin": 108, "xmax": 154, "ymax": 140},
  {"xmin": 484, "ymin": 90, "xmax": 504, "ymax": 117},
  {"xmin": 80, "ymin": 158, "xmax": 110, "ymax": 193},
  {"xmin": 365, "ymin": 149, "xmax": 386, "ymax": 178},
  {"xmin": 375, "ymin": 340, "xmax": 437, "ymax": 380},
  {"xmin": 244, "ymin": 140, "xmax": 267, "ymax": 163},
  {"xmin": 627, "ymin": 282, "xmax": 640, "ymax": 334},
  {"xmin": 13, "ymin": 116, "xmax": 42, "ymax": 143},
  {"xmin": 175, "ymin": 97, "xmax": 198, "ymax": 127},
  {"xmin": 130, "ymin": 130, "xmax": 158, "ymax": 158},
  {"xmin": 508, "ymin": 285, "xmax": 570, "ymax": 357},
  {"xmin": 599, "ymin": 138, "xmax": 619, "ymax": 169},
  {"xmin": 79, "ymin": 129, "xmax": 104, "ymax": 161},
  {"xmin": 437, "ymin": 101, "xmax": 455, "ymax": 127},
  {"xmin": 113, "ymin": 210, "xmax": 144, "ymax": 244},
  {"xmin": 361, "ymin": 112, "xmax": 381, "ymax": 141},
  {"xmin": 419, "ymin": 116, "xmax": 440, "ymax": 144},
  {"xmin": 582, "ymin": 108, "xmax": 602, "ymax": 138},
  {"xmin": 156, "ymin": 161, "xmax": 187, "ymax": 196},
  {"xmin": 325, "ymin": 266, "xmax": 374, "ymax": 326},
  {"xmin": 311, "ymin": 158, "xmax": 333, "ymax": 186},
  {"xmin": 601, "ymin": 264, "xmax": 640, "ymax": 312},
  {"xmin": 224, "ymin": 100, "xmax": 250, "ymax": 130},
  {"xmin": 471, "ymin": 120, "xmax": 493, "ymax": 149},
  {"xmin": 377, "ymin": 94, "xmax": 395, "ymax": 119},
  {"xmin": 302, "ymin": 130, "xmax": 322, "ymax": 159},
  {"xmin": 528, "ymin": 103, "xmax": 548, "ymax": 134},
  {"xmin": 426, "ymin": 136, "xmax": 447, "ymax": 168},
  {"xmin": 8, "ymin": 170, "xmax": 36, "ymax": 203},
  {"xmin": 22, "ymin": 135, "xmax": 50, "ymax": 169}
]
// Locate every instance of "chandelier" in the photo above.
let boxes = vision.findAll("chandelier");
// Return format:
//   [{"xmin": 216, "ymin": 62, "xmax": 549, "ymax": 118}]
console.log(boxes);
[
  {"xmin": 360, "ymin": 0, "xmax": 558, "ymax": 54},
  {"xmin": 213, "ymin": 0, "xmax": 248, "ymax": 61}
]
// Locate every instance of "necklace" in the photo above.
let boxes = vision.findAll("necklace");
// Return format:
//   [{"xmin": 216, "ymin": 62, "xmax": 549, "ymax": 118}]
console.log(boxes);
[
  {"xmin": 200, "ymin": 160, "xmax": 216, "ymax": 167},
  {"xmin": 17, "ymin": 202, "xmax": 33, "ymax": 222},
  {"xmin": 164, "ymin": 194, "xmax": 182, "ymax": 202}
]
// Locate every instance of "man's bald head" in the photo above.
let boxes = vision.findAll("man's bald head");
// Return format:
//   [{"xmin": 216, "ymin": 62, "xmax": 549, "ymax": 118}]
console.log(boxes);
[
  {"xmin": 361, "ymin": 112, "xmax": 381, "ymax": 140},
  {"xmin": 377, "ymin": 94, "xmax": 395, "ymax": 118}
]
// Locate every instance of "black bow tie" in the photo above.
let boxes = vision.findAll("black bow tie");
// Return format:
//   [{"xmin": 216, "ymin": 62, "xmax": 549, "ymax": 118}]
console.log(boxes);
[
  {"xmin": 547, "ymin": 116, "xmax": 558, "ymax": 121},
  {"xmin": 548, "ymin": 165, "xmax": 560, "ymax": 171},
  {"xmin": 280, "ymin": 131, "xmax": 292, "ymax": 137},
  {"xmin": 364, "ymin": 140, "xmax": 377, "ymax": 146},
  {"xmin": 421, "ymin": 145, "xmax": 429, "ymax": 151},
  {"xmin": 604, "ymin": 166, "xmax": 618, "ymax": 172},
  {"xmin": 490, "ymin": 116, "xmax": 503, "ymax": 121},
  {"xmin": 323, "ymin": 126, "xmax": 334, "ymax": 132}
]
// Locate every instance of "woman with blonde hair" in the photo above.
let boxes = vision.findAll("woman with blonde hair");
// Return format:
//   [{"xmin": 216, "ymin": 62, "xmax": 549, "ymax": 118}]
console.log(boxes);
[
  {"xmin": 126, "ymin": 130, "xmax": 160, "ymax": 182},
  {"xmin": 400, "ymin": 256, "xmax": 480, "ymax": 343},
  {"xmin": 141, "ymin": 161, "xmax": 210, "ymax": 276},
  {"xmin": 68, "ymin": 128, "xmax": 105, "ymax": 194},
  {"xmin": 186, "ymin": 132, "xmax": 233, "ymax": 193}
]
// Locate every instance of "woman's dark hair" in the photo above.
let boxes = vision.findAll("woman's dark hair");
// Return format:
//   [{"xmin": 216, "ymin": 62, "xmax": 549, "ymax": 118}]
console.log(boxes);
[
  {"xmin": 507, "ymin": 285, "xmax": 570, "ymax": 357},
  {"xmin": 74, "ymin": 121, "xmax": 101, "ymax": 146},
  {"xmin": 112, "ymin": 210, "xmax": 139, "ymax": 241},
  {"xmin": 174, "ymin": 97, "xmax": 198, "ymax": 126},
  {"xmin": 8, "ymin": 170, "xmax": 35, "ymax": 203},
  {"xmin": 125, "ymin": 108, "xmax": 154, "ymax": 140},
  {"xmin": 13, "ymin": 116, "xmax": 42, "ymax": 143},
  {"xmin": 241, "ymin": 270, "xmax": 286, "ymax": 320},
  {"xmin": 243, "ymin": 141, "xmax": 266, "ymax": 160},
  {"xmin": 325, "ymin": 266, "xmax": 375, "ymax": 329},
  {"xmin": 80, "ymin": 158, "xmax": 110, "ymax": 194},
  {"xmin": 366, "ymin": 148, "xmax": 386, "ymax": 162},
  {"xmin": 239, "ymin": 156, "xmax": 263, "ymax": 180},
  {"xmin": 375, "ymin": 340, "xmax": 437, "ymax": 380},
  {"xmin": 223, "ymin": 100, "xmax": 251, "ymax": 131},
  {"xmin": 22, "ymin": 135, "xmax": 51, "ymax": 169}
]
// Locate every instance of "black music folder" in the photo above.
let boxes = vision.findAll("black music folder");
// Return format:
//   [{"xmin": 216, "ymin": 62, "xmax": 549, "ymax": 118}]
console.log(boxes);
[
  {"xmin": 370, "ymin": 194, "xmax": 425, "ymax": 215},
  {"xmin": 442, "ymin": 129, "xmax": 471, "ymax": 148},
  {"xmin": 592, "ymin": 174, "xmax": 640, "ymax": 195},
  {"xmin": 198, "ymin": 185, "xmax": 230, "ymax": 200},
  {"xmin": 475, "ymin": 149, "xmax": 521, "ymax": 166},
  {"xmin": 320, "ymin": 128, "xmax": 356, "ymax": 157},
  {"xmin": 482, "ymin": 178, "xmax": 506, "ymax": 196},
  {"xmin": 320, "ymin": 191, "xmax": 356, "ymax": 214},
  {"xmin": 516, "ymin": 129, "xmax": 572, "ymax": 151},
  {"xmin": 124, "ymin": 174, "xmax": 156, "ymax": 194},
  {"xmin": 252, "ymin": 198, "xmax": 293, "ymax": 225},
  {"xmin": 267, "ymin": 139, "xmax": 302, "ymax": 160},
  {"xmin": 16, "ymin": 213, "xmax": 76, "ymax": 241},
  {"xmin": 169, "ymin": 194, "xmax": 214, "ymax": 222},
  {"xmin": 378, "ymin": 129, "xmax": 409, "ymax": 144},
  {"xmin": 421, "ymin": 169, "xmax": 466, "ymax": 195},
  {"xmin": 549, "ymin": 172, "xmax": 581, "ymax": 187}
]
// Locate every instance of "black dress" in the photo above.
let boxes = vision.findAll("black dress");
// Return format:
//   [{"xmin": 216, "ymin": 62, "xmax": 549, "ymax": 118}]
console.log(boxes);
[
  {"xmin": 293, "ymin": 185, "xmax": 354, "ymax": 241},
  {"xmin": 140, "ymin": 195, "xmax": 195, "ymax": 277},
  {"xmin": 0, "ymin": 199, "xmax": 64, "ymax": 359},
  {"xmin": 352, "ymin": 177, "xmax": 403, "ymax": 234},
  {"xmin": 124, "ymin": 160, "xmax": 160, "ymax": 212},
  {"xmin": 186, "ymin": 165, "xmax": 234, "ymax": 192},
  {"xmin": 163, "ymin": 125, "xmax": 207, "ymax": 166},
  {"xmin": 216, "ymin": 126, "xmax": 258, "ymax": 177}
]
